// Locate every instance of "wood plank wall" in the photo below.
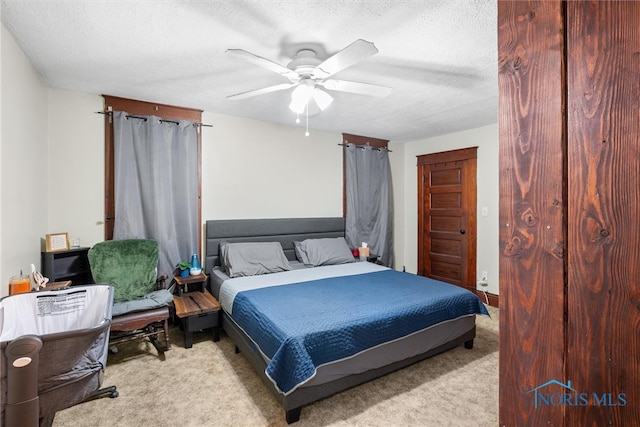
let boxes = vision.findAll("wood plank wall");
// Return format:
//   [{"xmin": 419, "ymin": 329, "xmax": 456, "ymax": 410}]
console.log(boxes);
[
  {"xmin": 499, "ymin": 1, "xmax": 640, "ymax": 425},
  {"xmin": 498, "ymin": 1, "xmax": 566, "ymax": 425},
  {"xmin": 566, "ymin": 1, "xmax": 640, "ymax": 425}
]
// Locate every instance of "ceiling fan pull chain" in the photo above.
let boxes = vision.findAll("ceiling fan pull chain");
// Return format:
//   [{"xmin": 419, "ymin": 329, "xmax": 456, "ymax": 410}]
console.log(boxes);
[{"xmin": 305, "ymin": 100, "xmax": 310, "ymax": 136}]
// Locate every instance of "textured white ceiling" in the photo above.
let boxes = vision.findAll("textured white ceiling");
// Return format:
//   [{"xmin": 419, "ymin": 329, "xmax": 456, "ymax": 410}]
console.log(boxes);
[{"xmin": 1, "ymin": 0, "xmax": 497, "ymax": 142}]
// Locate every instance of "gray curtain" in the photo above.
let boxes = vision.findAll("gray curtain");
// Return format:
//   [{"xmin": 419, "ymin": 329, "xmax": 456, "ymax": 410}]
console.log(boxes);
[
  {"xmin": 344, "ymin": 143, "xmax": 393, "ymax": 267},
  {"xmin": 112, "ymin": 111, "xmax": 199, "ymax": 277}
]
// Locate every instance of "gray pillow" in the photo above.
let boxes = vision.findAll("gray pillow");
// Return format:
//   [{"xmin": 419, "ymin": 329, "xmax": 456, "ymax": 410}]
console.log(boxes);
[
  {"xmin": 221, "ymin": 242, "xmax": 292, "ymax": 278},
  {"xmin": 294, "ymin": 237, "xmax": 355, "ymax": 266},
  {"xmin": 293, "ymin": 240, "xmax": 309, "ymax": 264}
]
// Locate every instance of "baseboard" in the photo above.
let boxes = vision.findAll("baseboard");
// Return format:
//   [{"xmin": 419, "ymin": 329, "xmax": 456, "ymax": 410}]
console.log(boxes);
[{"xmin": 475, "ymin": 289, "xmax": 499, "ymax": 308}]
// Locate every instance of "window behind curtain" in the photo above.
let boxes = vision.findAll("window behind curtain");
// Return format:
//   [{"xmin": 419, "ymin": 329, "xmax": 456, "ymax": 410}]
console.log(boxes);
[
  {"xmin": 342, "ymin": 133, "xmax": 393, "ymax": 267},
  {"xmin": 103, "ymin": 96, "xmax": 203, "ymax": 276}
]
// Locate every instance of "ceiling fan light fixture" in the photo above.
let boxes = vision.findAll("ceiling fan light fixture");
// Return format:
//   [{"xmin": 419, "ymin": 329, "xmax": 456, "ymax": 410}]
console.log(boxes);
[
  {"xmin": 313, "ymin": 88, "xmax": 333, "ymax": 111},
  {"xmin": 289, "ymin": 84, "xmax": 312, "ymax": 114},
  {"xmin": 227, "ymin": 39, "xmax": 390, "ymax": 119},
  {"xmin": 289, "ymin": 84, "xmax": 333, "ymax": 115}
]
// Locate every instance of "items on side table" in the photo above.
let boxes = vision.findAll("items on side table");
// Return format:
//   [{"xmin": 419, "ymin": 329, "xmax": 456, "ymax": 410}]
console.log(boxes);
[
  {"xmin": 8, "ymin": 265, "xmax": 66, "ymax": 295},
  {"xmin": 352, "ymin": 242, "xmax": 378, "ymax": 263},
  {"xmin": 351, "ymin": 250, "xmax": 378, "ymax": 263},
  {"xmin": 358, "ymin": 245, "xmax": 370, "ymax": 261},
  {"xmin": 189, "ymin": 253, "xmax": 202, "ymax": 276},
  {"xmin": 8, "ymin": 274, "xmax": 30, "ymax": 295}
]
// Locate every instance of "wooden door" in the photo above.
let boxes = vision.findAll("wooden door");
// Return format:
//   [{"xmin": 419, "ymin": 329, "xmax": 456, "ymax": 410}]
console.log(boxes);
[{"xmin": 417, "ymin": 147, "xmax": 477, "ymax": 292}]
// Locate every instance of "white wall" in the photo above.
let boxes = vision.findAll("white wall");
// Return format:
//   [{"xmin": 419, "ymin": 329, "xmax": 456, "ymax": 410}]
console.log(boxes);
[
  {"xmin": 201, "ymin": 112, "xmax": 343, "ymax": 223},
  {"xmin": 1, "ymin": 25, "xmax": 49, "ymax": 297},
  {"xmin": 47, "ymin": 90, "xmax": 105, "ymax": 248},
  {"xmin": 393, "ymin": 124, "xmax": 500, "ymax": 295}
]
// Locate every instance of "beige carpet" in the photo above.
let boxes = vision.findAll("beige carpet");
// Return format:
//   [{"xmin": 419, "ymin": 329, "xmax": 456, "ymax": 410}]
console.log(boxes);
[{"xmin": 54, "ymin": 306, "xmax": 498, "ymax": 427}]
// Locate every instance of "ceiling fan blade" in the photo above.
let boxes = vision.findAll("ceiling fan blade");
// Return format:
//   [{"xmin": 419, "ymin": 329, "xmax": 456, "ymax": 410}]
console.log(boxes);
[
  {"xmin": 227, "ymin": 83, "xmax": 297, "ymax": 100},
  {"xmin": 312, "ymin": 39, "xmax": 379, "ymax": 79},
  {"xmin": 320, "ymin": 79, "xmax": 392, "ymax": 97},
  {"xmin": 226, "ymin": 49, "xmax": 300, "ymax": 82}
]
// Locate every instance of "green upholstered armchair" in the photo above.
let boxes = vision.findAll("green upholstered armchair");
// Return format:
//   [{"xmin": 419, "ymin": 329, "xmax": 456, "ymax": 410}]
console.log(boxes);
[{"xmin": 88, "ymin": 239, "xmax": 173, "ymax": 354}]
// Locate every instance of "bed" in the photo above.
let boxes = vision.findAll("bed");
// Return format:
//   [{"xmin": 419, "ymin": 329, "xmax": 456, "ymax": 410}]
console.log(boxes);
[{"xmin": 204, "ymin": 217, "xmax": 488, "ymax": 423}]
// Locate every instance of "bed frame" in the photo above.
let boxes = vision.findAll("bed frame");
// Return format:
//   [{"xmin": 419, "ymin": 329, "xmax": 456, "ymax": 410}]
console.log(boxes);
[{"xmin": 204, "ymin": 217, "xmax": 475, "ymax": 424}]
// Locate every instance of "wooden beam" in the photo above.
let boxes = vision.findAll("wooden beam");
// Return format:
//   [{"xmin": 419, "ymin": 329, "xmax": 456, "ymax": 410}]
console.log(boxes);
[
  {"xmin": 498, "ymin": 1, "xmax": 566, "ymax": 425},
  {"xmin": 566, "ymin": 1, "xmax": 640, "ymax": 424}
]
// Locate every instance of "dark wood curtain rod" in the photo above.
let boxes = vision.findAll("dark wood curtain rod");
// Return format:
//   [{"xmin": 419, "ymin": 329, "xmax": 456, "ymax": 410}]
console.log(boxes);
[{"xmin": 95, "ymin": 111, "xmax": 212, "ymax": 127}]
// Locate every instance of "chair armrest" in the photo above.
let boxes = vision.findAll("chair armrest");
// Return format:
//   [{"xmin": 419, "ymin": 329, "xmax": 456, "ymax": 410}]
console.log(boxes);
[{"xmin": 156, "ymin": 274, "xmax": 168, "ymax": 290}]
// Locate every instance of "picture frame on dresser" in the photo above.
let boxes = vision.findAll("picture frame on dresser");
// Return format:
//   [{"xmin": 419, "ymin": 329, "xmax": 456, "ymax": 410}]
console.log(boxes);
[{"xmin": 45, "ymin": 232, "xmax": 70, "ymax": 252}]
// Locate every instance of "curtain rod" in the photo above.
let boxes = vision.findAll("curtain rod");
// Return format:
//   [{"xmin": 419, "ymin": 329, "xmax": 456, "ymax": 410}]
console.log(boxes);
[
  {"xmin": 95, "ymin": 111, "xmax": 212, "ymax": 127},
  {"xmin": 338, "ymin": 142, "xmax": 392, "ymax": 152},
  {"xmin": 126, "ymin": 114, "xmax": 177, "ymax": 125}
]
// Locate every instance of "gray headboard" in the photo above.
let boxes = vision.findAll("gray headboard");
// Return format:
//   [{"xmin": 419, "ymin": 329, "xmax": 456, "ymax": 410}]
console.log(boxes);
[{"xmin": 204, "ymin": 217, "xmax": 346, "ymax": 273}]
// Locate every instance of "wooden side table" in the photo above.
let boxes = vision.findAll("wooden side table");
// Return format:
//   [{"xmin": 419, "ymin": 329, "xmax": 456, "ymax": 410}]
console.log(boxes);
[
  {"xmin": 173, "ymin": 289, "xmax": 221, "ymax": 348},
  {"xmin": 353, "ymin": 254, "xmax": 379, "ymax": 263},
  {"xmin": 173, "ymin": 272, "xmax": 208, "ymax": 296}
]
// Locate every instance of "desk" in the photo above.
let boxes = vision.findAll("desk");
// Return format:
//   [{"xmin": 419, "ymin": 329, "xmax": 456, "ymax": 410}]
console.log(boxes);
[
  {"xmin": 173, "ymin": 290, "xmax": 220, "ymax": 348},
  {"xmin": 173, "ymin": 272, "xmax": 207, "ymax": 296}
]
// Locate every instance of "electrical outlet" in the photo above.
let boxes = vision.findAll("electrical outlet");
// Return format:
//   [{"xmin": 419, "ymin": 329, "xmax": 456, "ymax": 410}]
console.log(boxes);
[{"xmin": 481, "ymin": 271, "xmax": 488, "ymax": 282}]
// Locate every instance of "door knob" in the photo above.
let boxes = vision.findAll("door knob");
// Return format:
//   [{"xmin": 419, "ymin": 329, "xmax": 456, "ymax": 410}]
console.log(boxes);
[{"xmin": 460, "ymin": 229, "xmax": 466, "ymax": 234}]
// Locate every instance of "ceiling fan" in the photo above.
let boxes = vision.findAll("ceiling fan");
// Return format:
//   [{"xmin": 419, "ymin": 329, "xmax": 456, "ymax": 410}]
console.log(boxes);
[{"xmin": 226, "ymin": 39, "xmax": 392, "ymax": 115}]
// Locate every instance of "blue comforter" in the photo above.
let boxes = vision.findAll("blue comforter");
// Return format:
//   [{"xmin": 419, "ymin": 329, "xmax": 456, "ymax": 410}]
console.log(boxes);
[{"xmin": 231, "ymin": 269, "xmax": 488, "ymax": 394}]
